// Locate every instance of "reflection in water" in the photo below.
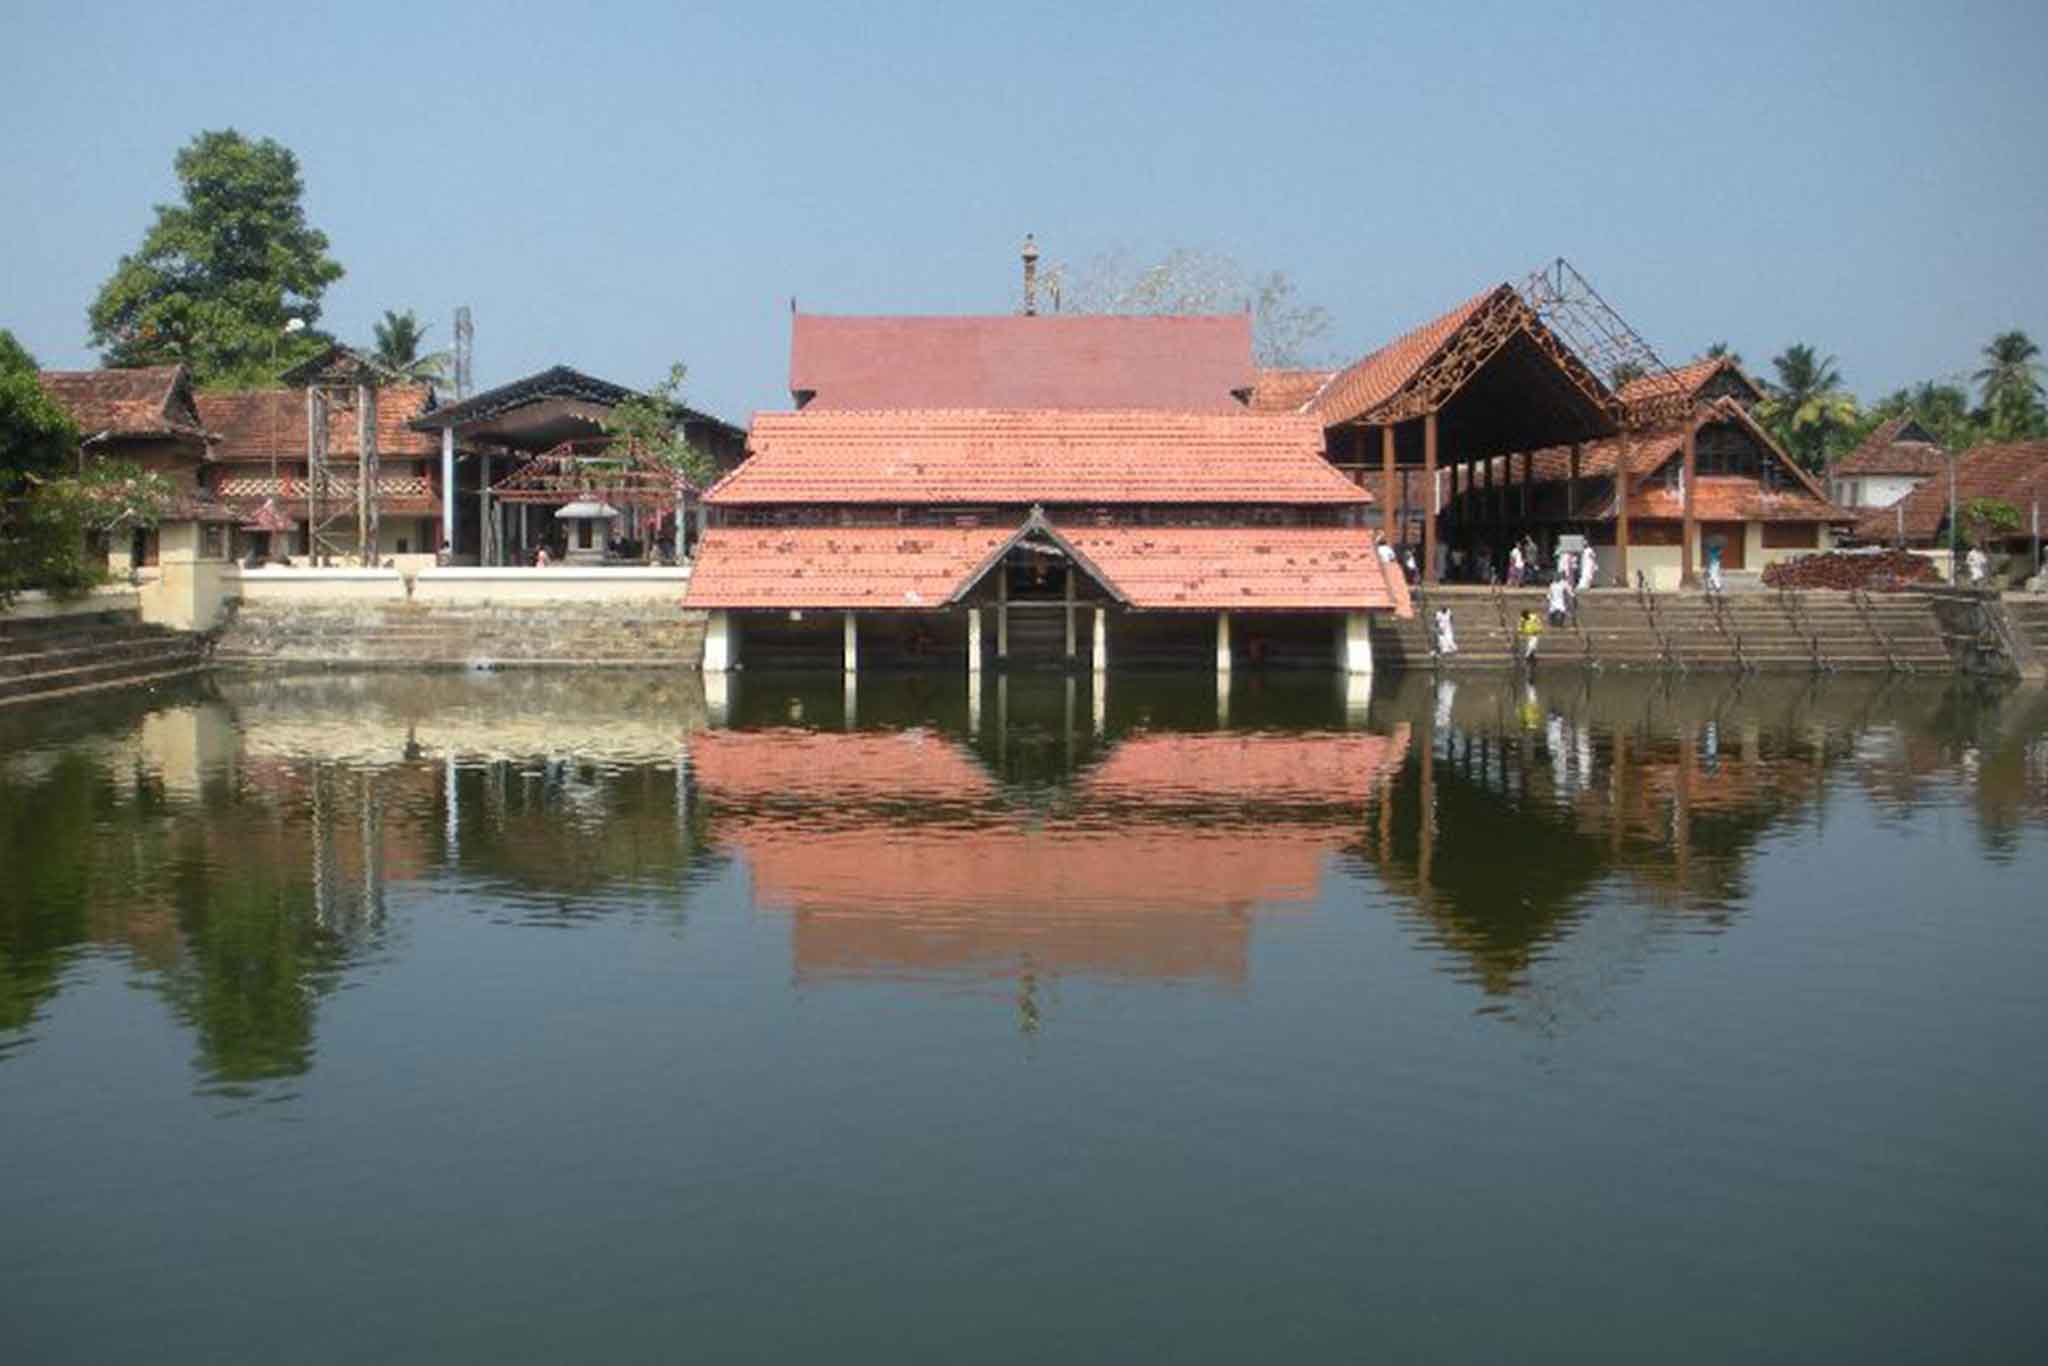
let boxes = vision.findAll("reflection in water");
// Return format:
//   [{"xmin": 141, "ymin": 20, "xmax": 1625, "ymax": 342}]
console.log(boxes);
[{"xmin": 2, "ymin": 668, "xmax": 2045, "ymax": 1084}]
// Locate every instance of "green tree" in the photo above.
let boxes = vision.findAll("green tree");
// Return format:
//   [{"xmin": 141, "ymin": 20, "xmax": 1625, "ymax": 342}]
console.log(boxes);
[
  {"xmin": 1, "ymin": 329, "xmax": 79, "ymax": 493},
  {"xmin": 87, "ymin": 130, "xmax": 344, "ymax": 387},
  {"xmin": 1760, "ymin": 343, "xmax": 1859, "ymax": 470},
  {"xmin": 1973, "ymin": 330, "xmax": 2045, "ymax": 439},
  {"xmin": 1703, "ymin": 341, "xmax": 1742, "ymax": 366},
  {"xmin": 1871, "ymin": 379, "xmax": 1977, "ymax": 450},
  {"xmin": 369, "ymin": 308, "xmax": 450, "ymax": 384},
  {"xmin": 1957, "ymin": 496, "xmax": 2023, "ymax": 550},
  {"xmin": 602, "ymin": 363, "xmax": 717, "ymax": 488}
]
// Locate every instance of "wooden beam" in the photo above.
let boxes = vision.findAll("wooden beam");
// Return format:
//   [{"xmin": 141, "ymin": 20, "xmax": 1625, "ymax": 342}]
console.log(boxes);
[
  {"xmin": 1380, "ymin": 424, "xmax": 1397, "ymax": 547},
  {"xmin": 1681, "ymin": 419, "xmax": 1699, "ymax": 588},
  {"xmin": 1615, "ymin": 432, "xmax": 1631, "ymax": 588},
  {"xmin": 1568, "ymin": 442, "xmax": 1581, "ymax": 519},
  {"xmin": 1423, "ymin": 412, "xmax": 1439, "ymax": 584}
]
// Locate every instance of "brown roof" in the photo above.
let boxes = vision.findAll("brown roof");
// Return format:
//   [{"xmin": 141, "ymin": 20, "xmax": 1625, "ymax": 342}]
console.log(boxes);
[
  {"xmin": 37, "ymin": 366, "xmax": 209, "ymax": 442},
  {"xmin": 1248, "ymin": 367, "xmax": 1335, "ymax": 414},
  {"xmin": 708, "ymin": 409, "xmax": 1363, "ymax": 506},
  {"xmin": 1061, "ymin": 525, "xmax": 1413, "ymax": 614},
  {"xmin": 686, "ymin": 519, "xmax": 1410, "ymax": 614},
  {"xmin": 684, "ymin": 525, "xmax": 1015, "ymax": 609},
  {"xmin": 1521, "ymin": 400, "xmax": 1848, "ymax": 523},
  {"xmin": 1616, "ymin": 356, "xmax": 1764, "ymax": 413},
  {"xmin": 789, "ymin": 313, "xmax": 1256, "ymax": 412},
  {"xmin": 1307, "ymin": 288, "xmax": 1498, "ymax": 427},
  {"xmin": 196, "ymin": 384, "xmax": 440, "ymax": 461},
  {"xmin": 1833, "ymin": 416, "xmax": 1949, "ymax": 477},
  {"xmin": 1856, "ymin": 440, "xmax": 2048, "ymax": 542}
]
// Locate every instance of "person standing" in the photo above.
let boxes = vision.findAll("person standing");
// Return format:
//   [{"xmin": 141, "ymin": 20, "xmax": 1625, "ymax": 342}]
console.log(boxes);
[
  {"xmin": 1578, "ymin": 544, "xmax": 1598, "ymax": 592},
  {"xmin": 1434, "ymin": 606, "xmax": 1459, "ymax": 656},
  {"xmin": 1967, "ymin": 544, "xmax": 1989, "ymax": 585},
  {"xmin": 1547, "ymin": 571, "xmax": 1571, "ymax": 627},
  {"xmin": 1507, "ymin": 543, "xmax": 1525, "ymax": 587},
  {"xmin": 1518, "ymin": 609, "xmax": 1543, "ymax": 668}
]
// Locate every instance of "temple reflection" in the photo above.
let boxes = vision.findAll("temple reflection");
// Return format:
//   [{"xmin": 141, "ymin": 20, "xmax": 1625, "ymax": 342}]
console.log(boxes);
[{"xmin": 3, "ymin": 669, "xmax": 2045, "ymax": 1085}]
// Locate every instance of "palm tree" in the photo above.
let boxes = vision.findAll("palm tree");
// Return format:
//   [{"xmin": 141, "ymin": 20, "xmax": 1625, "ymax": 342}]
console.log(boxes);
[
  {"xmin": 1704, "ymin": 341, "xmax": 1742, "ymax": 366},
  {"xmin": 1973, "ymin": 330, "xmax": 2045, "ymax": 438},
  {"xmin": 1761, "ymin": 343, "xmax": 1858, "ymax": 470},
  {"xmin": 369, "ymin": 309, "xmax": 450, "ymax": 384}
]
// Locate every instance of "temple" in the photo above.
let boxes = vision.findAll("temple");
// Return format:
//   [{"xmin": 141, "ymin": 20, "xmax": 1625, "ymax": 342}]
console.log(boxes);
[{"xmin": 685, "ymin": 313, "xmax": 1412, "ymax": 676}]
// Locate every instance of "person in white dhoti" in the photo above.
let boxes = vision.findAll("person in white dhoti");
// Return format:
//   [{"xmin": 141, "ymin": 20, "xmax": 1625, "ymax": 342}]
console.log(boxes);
[{"xmin": 1577, "ymin": 544, "xmax": 1598, "ymax": 592}]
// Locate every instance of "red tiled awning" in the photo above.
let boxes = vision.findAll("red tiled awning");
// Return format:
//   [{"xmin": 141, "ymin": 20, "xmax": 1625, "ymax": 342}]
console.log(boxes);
[
  {"xmin": 684, "ymin": 525, "xmax": 1016, "ymax": 609},
  {"xmin": 1059, "ymin": 525, "xmax": 1414, "ymax": 616}
]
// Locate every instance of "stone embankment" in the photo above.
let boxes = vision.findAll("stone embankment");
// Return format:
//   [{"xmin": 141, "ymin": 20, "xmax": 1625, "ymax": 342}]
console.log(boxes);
[
  {"xmin": 0, "ymin": 603, "xmax": 207, "ymax": 706},
  {"xmin": 1368, "ymin": 587, "xmax": 1961, "ymax": 674},
  {"xmin": 215, "ymin": 599, "xmax": 707, "ymax": 669}
]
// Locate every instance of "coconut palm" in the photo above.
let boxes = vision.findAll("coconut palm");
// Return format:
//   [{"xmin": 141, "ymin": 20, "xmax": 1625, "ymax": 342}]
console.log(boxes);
[
  {"xmin": 1973, "ymin": 330, "xmax": 2045, "ymax": 438},
  {"xmin": 1704, "ymin": 341, "xmax": 1742, "ymax": 366},
  {"xmin": 1760, "ymin": 344, "xmax": 1858, "ymax": 470},
  {"xmin": 369, "ymin": 309, "xmax": 451, "ymax": 385}
]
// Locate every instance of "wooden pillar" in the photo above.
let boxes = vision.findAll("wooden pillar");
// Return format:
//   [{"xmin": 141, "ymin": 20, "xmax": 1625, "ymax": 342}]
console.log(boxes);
[
  {"xmin": 1615, "ymin": 432, "xmax": 1631, "ymax": 589},
  {"xmin": 1681, "ymin": 421, "xmax": 1699, "ymax": 588},
  {"xmin": 1423, "ymin": 412, "xmax": 1439, "ymax": 584},
  {"xmin": 1567, "ymin": 443, "xmax": 1582, "ymax": 519},
  {"xmin": 1520, "ymin": 449, "xmax": 1532, "ymax": 521},
  {"xmin": 1480, "ymin": 454, "xmax": 1493, "ymax": 542},
  {"xmin": 1380, "ymin": 424, "xmax": 1397, "ymax": 546}
]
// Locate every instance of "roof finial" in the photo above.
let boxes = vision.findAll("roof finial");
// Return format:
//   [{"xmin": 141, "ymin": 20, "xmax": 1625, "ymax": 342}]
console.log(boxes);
[{"xmin": 1021, "ymin": 234, "xmax": 1040, "ymax": 317}]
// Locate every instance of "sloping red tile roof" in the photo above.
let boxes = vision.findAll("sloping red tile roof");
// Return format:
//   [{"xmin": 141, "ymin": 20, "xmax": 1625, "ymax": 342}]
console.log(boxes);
[
  {"xmin": 1063, "ymin": 525, "xmax": 1413, "ymax": 615},
  {"xmin": 37, "ymin": 366, "xmax": 209, "ymax": 441},
  {"xmin": 1616, "ymin": 356, "xmax": 1763, "ymax": 412},
  {"xmin": 1520, "ymin": 401, "xmax": 1848, "ymax": 523},
  {"xmin": 688, "ymin": 728, "xmax": 995, "ymax": 805},
  {"xmin": 684, "ymin": 525, "xmax": 1014, "ymax": 609},
  {"xmin": 1833, "ymin": 416, "xmax": 1949, "ymax": 477},
  {"xmin": 789, "ymin": 313, "xmax": 1256, "ymax": 412},
  {"xmin": 196, "ymin": 384, "xmax": 440, "ymax": 460},
  {"xmin": 1082, "ymin": 727, "xmax": 1411, "ymax": 807},
  {"xmin": 1855, "ymin": 440, "xmax": 2048, "ymax": 542},
  {"xmin": 1304, "ymin": 287, "xmax": 1501, "ymax": 427},
  {"xmin": 709, "ymin": 409, "xmax": 1362, "ymax": 506},
  {"xmin": 1248, "ymin": 367, "xmax": 1335, "ymax": 414}
]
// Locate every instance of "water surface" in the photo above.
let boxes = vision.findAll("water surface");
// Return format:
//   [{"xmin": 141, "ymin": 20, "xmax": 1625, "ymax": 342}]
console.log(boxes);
[{"xmin": 3, "ymin": 669, "xmax": 2045, "ymax": 1363}]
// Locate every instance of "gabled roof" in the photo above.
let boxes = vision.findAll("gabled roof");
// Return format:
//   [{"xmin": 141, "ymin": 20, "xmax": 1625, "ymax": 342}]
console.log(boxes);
[
  {"xmin": 1248, "ymin": 367, "xmax": 1336, "ymax": 414},
  {"xmin": 788, "ymin": 313, "xmax": 1256, "ymax": 412},
  {"xmin": 684, "ymin": 518, "xmax": 1412, "ymax": 614},
  {"xmin": 1833, "ymin": 416, "xmax": 1948, "ymax": 477},
  {"xmin": 197, "ymin": 384, "xmax": 441, "ymax": 459},
  {"xmin": 1521, "ymin": 398, "xmax": 1849, "ymax": 523},
  {"xmin": 1304, "ymin": 285, "xmax": 1617, "ymax": 453},
  {"xmin": 707, "ymin": 409, "xmax": 1364, "ymax": 506},
  {"xmin": 37, "ymin": 365, "xmax": 211, "ymax": 444},
  {"xmin": 1855, "ymin": 439, "xmax": 2048, "ymax": 542},
  {"xmin": 405, "ymin": 364, "xmax": 740, "ymax": 439},
  {"xmin": 1617, "ymin": 356, "xmax": 1765, "ymax": 414}
]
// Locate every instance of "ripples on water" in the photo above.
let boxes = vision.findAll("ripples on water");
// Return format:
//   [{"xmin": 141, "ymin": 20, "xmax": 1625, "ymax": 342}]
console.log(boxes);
[{"xmin": 2, "ymin": 668, "xmax": 2045, "ymax": 1362}]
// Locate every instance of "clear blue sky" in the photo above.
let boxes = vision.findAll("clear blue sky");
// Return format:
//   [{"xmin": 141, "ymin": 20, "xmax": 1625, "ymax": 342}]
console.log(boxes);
[{"xmin": 5, "ymin": 0, "xmax": 2043, "ymax": 424}]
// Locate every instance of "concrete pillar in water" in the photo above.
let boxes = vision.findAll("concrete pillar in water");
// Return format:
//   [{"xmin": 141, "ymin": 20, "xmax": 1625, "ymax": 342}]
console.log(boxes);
[
  {"xmin": 1216, "ymin": 611, "xmax": 1232, "ymax": 674},
  {"xmin": 1343, "ymin": 611, "xmax": 1375, "ymax": 676},
  {"xmin": 967, "ymin": 608, "xmax": 982, "ymax": 675},
  {"xmin": 702, "ymin": 610, "xmax": 734, "ymax": 673},
  {"xmin": 440, "ymin": 426, "xmax": 456, "ymax": 552},
  {"xmin": 1093, "ymin": 606, "xmax": 1108, "ymax": 675},
  {"xmin": 704, "ymin": 671, "xmax": 730, "ymax": 727},
  {"xmin": 997, "ymin": 569, "xmax": 1009, "ymax": 662},
  {"xmin": 1064, "ymin": 565, "xmax": 1076, "ymax": 661},
  {"xmin": 843, "ymin": 611, "xmax": 858, "ymax": 674}
]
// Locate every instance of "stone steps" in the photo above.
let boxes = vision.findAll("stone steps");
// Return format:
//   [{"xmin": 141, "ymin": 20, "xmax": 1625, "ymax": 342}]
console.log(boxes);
[
  {"xmin": 213, "ymin": 602, "xmax": 708, "ymax": 668},
  {"xmin": 0, "ymin": 613, "xmax": 206, "ymax": 706}
]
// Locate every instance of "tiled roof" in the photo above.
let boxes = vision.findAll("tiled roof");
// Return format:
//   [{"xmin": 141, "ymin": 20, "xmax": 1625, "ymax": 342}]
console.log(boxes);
[
  {"xmin": 686, "ymin": 520, "xmax": 1412, "ymax": 614},
  {"xmin": 1519, "ymin": 401, "xmax": 1847, "ymax": 523},
  {"xmin": 789, "ymin": 313, "xmax": 1256, "ymax": 412},
  {"xmin": 688, "ymin": 728, "xmax": 994, "ymax": 805},
  {"xmin": 1855, "ymin": 440, "xmax": 2048, "ymax": 542},
  {"xmin": 196, "ymin": 384, "xmax": 440, "ymax": 460},
  {"xmin": 709, "ymin": 409, "xmax": 1362, "ymax": 506},
  {"xmin": 684, "ymin": 525, "xmax": 1015, "ymax": 609},
  {"xmin": 1616, "ymin": 356, "xmax": 1763, "ymax": 412},
  {"xmin": 1061, "ymin": 525, "xmax": 1413, "ymax": 614},
  {"xmin": 1304, "ymin": 287, "xmax": 1501, "ymax": 427},
  {"xmin": 1248, "ymin": 367, "xmax": 1335, "ymax": 414},
  {"xmin": 1833, "ymin": 416, "xmax": 1949, "ymax": 477},
  {"xmin": 1083, "ymin": 728, "xmax": 1411, "ymax": 807},
  {"xmin": 37, "ymin": 366, "xmax": 209, "ymax": 442}
]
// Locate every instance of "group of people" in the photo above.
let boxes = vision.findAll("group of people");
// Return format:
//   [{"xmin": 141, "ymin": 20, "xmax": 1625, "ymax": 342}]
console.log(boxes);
[
  {"xmin": 1383, "ymin": 536, "xmax": 1603, "ymax": 592},
  {"xmin": 1425, "ymin": 539, "xmax": 1602, "ymax": 671}
]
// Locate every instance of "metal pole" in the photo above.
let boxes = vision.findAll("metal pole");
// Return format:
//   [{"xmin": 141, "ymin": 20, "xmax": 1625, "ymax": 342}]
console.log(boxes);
[{"xmin": 1423, "ymin": 412, "xmax": 1439, "ymax": 584}]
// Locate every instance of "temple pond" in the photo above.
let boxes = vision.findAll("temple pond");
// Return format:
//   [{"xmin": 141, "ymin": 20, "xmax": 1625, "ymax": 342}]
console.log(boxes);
[{"xmin": 3, "ymin": 670, "xmax": 2045, "ymax": 1363}]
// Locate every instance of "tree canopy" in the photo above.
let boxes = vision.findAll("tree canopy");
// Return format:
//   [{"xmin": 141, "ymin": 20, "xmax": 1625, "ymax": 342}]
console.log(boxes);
[
  {"xmin": 1759, "ymin": 344, "xmax": 1859, "ymax": 470},
  {"xmin": 369, "ymin": 309, "xmax": 451, "ymax": 385},
  {"xmin": 1974, "ymin": 330, "xmax": 2044, "ymax": 439},
  {"xmin": 602, "ymin": 363, "xmax": 717, "ymax": 489},
  {"xmin": 87, "ymin": 130, "xmax": 344, "ymax": 388},
  {"xmin": 0, "ymin": 328, "xmax": 79, "ymax": 493}
]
